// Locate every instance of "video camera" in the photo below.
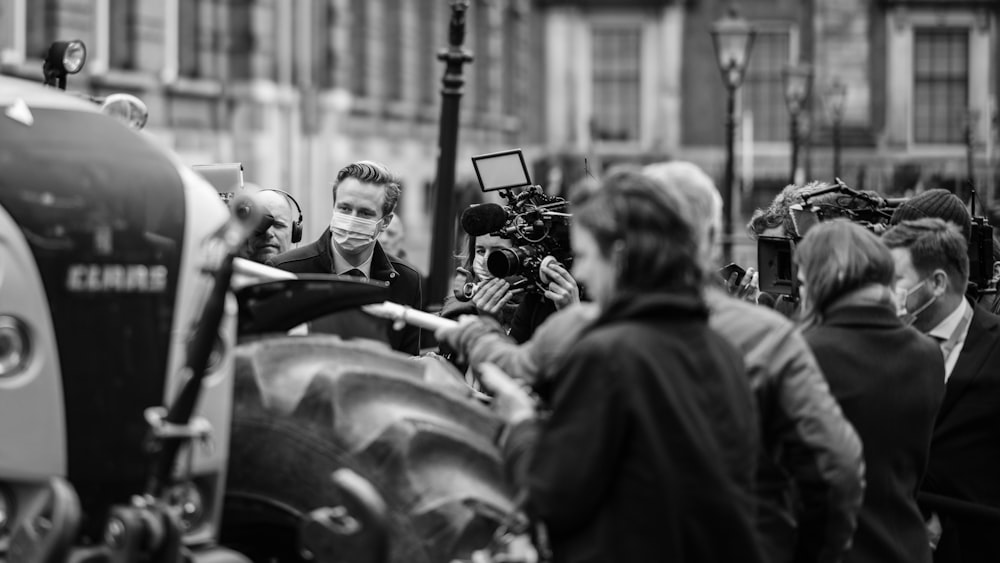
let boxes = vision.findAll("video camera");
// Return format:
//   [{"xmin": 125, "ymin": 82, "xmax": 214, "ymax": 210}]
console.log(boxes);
[
  {"xmin": 459, "ymin": 149, "xmax": 572, "ymax": 295},
  {"xmin": 757, "ymin": 180, "xmax": 995, "ymax": 298}
]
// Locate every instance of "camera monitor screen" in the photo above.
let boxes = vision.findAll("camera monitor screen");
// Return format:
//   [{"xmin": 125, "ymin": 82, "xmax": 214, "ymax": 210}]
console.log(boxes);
[
  {"xmin": 472, "ymin": 149, "xmax": 532, "ymax": 192},
  {"xmin": 757, "ymin": 236, "xmax": 797, "ymax": 297}
]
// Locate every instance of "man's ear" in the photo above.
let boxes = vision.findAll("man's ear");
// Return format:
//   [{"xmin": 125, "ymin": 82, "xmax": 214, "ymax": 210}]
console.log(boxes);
[
  {"xmin": 930, "ymin": 269, "xmax": 950, "ymax": 296},
  {"xmin": 379, "ymin": 213, "xmax": 394, "ymax": 233},
  {"xmin": 992, "ymin": 260, "xmax": 1000, "ymax": 281}
]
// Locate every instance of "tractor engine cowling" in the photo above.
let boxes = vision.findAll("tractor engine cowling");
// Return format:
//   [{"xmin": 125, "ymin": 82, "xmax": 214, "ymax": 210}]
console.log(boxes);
[{"xmin": 0, "ymin": 76, "xmax": 235, "ymax": 549}]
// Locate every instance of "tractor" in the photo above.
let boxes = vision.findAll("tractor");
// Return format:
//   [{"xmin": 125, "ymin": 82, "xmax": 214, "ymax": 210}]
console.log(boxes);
[{"xmin": 0, "ymin": 40, "xmax": 516, "ymax": 563}]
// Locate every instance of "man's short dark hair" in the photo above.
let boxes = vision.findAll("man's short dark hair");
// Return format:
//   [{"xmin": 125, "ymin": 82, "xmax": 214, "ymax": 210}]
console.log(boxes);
[
  {"xmin": 882, "ymin": 217, "xmax": 969, "ymax": 289},
  {"xmin": 331, "ymin": 160, "xmax": 402, "ymax": 217}
]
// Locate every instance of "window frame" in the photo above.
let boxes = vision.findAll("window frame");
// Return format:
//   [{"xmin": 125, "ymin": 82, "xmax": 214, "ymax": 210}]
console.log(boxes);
[
  {"xmin": 588, "ymin": 16, "xmax": 646, "ymax": 148},
  {"xmin": 911, "ymin": 26, "xmax": 971, "ymax": 146},
  {"xmin": 740, "ymin": 21, "xmax": 799, "ymax": 155}
]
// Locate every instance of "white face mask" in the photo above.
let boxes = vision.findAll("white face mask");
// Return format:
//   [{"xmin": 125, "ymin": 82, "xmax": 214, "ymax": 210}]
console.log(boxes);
[
  {"xmin": 331, "ymin": 211, "xmax": 382, "ymax": 253},
  {"xmin": 473, "ymin": 254, "xmax": 494, "ymax": 281},
  {"xmin": 894, "ymin": 278, "xmax": 936, "ymax": 325}
]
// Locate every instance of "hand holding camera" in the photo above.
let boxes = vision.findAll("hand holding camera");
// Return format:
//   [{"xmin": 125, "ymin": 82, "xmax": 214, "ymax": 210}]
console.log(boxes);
[
  {"xmin": 473, "ymin": 278, "xmax": 515, "ymax": 317},
  {"xmin": 540, "ymin": 257, "xmax": 579, "ymax": 310}
]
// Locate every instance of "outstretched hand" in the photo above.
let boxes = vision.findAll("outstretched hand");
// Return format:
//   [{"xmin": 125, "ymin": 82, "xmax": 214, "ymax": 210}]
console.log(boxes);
[{"xmin": 476, "ymin": 362, "xmax": 536, "ymax": 425}]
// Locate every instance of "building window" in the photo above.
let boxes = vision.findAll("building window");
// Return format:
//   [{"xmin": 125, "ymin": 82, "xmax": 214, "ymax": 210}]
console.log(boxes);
[
  {"xmin": 501, "ymin": 4, "xmax": 519, "ymax": 117},
  {"xmin": 314, "ymin": 0, "xmax": 336, "ymax": 88},
  {"xmin": 472, "ymin": 0, "xmax": 491, "ymax": 115},
  {"xmin": 744, "ymin": 28, "xmax": 791, "ymax": 143},
  {"xmin": 229, "ymin": 0, "xmax": 254, "ymax": 81},
  {"xmin": 913, "ymin": 28, "xmax": 968, "ymax": 144},
  {"xmin": 26, "ymin": 0, "xmax": 57, "ymax": 60},
  {"xmin": 385, "ymin": 0, "xmax": 403, "ymax": 101},
  {"xmin": 350, "ymin": 0, "xmax": 368, "ymax": 97},
  {"xmin": 109, "ymin": 0, "xmax": 138, "ymax": 69},
  {"xmin": 417, "ymin": 0, "xmax": 437, "ymax": 107},
  {"xmin": 178, "ymin": 0, "xmax": 201, "ymax": 78},
  {"xmin": 591, "ymin": 25, "xmax": 641, "ymax": 142}
]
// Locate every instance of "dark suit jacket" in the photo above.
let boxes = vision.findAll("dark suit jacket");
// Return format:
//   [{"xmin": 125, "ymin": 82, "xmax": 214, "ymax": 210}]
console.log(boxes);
[
  {"xmin": 267, "ymin": 228, "xmax": 423, "ymax": 355},
  {"xmin": 921, "ymin": 301, "xmax": 1000, "ymax": 563},
  {"xmin": 803, "ymin": 299, "xmax": 944, "ymax": 563}
]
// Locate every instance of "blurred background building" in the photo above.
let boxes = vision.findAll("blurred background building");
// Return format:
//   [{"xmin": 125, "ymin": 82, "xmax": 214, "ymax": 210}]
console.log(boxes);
[{"xmin": 2, "ymin": 0, "xmax": 998, "ymax": 269}]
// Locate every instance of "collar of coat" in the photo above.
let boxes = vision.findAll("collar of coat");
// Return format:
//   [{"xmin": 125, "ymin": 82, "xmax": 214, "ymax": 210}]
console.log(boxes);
[
  {"xmin": 819, "ymin": 285, "xmax": 901, "ymax": 329},
  {"xmin": 315, "ymin": 226, "xmax": 400, "ymax": 283},
  {"xmin": 595, "ymin": 290, "xmax": 708, "ymax": 327}
]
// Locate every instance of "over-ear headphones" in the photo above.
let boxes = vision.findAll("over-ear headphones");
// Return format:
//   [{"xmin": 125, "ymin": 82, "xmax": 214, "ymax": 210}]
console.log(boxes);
[{"xmin": 261, "ymin": 188, "xmax": 303, "ymax": 243}]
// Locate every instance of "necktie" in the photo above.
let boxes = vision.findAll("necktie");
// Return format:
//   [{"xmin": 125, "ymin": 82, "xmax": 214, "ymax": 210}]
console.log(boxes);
[{"xmin": 344, "ymin": 268, "xmax": 365, "ymax": 279}]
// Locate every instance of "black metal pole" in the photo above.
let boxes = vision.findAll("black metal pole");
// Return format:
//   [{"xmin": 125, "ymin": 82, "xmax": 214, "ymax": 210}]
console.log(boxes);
[
  {"xmin": 789, "ymin": 112, "xmax": 799, "ymax": 185},
  {"xmin": 722, "ymin": 86, "xmax": 737, "ymax": 263},
  {"xmin": 966, "ymin": 117, "xmax": 976, "ymax": 193},
  {"xmin": 426, "ymin": 1, "xmax": 473, "ymax": 309},
  {"xmin": 833, "ymin": 118, "xmax": 841, "ymax": 180}
]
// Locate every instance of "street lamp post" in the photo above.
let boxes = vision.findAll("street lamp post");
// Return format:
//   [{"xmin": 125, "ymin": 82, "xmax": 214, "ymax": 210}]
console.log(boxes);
[
  {"xmin": 427, "ymin": 1, "xmax": 474, "ymax": 308},
  {"xmin": 823, "ymin": 79, "xmax": 847, "ymax": 180},
  {"xmin": 964, "ymin": 108, "xmax": 979, "ymax": 196},
  {"xmin": 782, "ymin": 64, "xmax": 813, "ymax": 185},
  {"xmin": 710, "ymin": 8, "xmax": 755, "ymax": 263}
]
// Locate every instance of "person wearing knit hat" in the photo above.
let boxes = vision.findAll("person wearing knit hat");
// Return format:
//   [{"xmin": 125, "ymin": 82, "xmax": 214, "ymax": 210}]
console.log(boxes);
[{"xmin": 890, "ymin": 189, "xmax": 972, "ymax": 241}]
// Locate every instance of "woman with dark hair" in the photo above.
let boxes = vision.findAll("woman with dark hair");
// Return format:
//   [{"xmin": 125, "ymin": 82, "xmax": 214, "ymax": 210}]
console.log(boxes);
[
  {"xmin": 796, "ymin": 220, "xmax": 945, "ymax": 563},
  {"xmin": 478, "ymin": 170, "xmax": 762, "ymax": 562},
  {"xmin": 442, "ymin": 230, "xmax": 580, "ymax": 343}
]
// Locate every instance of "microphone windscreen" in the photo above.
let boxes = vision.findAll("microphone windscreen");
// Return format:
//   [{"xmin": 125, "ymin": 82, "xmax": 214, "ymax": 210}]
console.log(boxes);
[{"xmin": 460, "ymin": 203, "xmax": 507, "ymax": 236}]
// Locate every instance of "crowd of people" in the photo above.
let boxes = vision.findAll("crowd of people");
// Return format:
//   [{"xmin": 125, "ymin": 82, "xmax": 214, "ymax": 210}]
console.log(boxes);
[{"xmin": 230, "ymin": 157, "xmax": 1000, "ymax": 563}]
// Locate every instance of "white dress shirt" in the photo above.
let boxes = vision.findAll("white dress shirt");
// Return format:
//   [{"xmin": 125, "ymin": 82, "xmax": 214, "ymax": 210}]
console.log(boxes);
[
  {"xmin": 927, "ymin": 298, "xmax": 972, "ymax": 382},
  {"xmin": 331, "ymin": 244, "xmax": 374, "ymax": 279}
]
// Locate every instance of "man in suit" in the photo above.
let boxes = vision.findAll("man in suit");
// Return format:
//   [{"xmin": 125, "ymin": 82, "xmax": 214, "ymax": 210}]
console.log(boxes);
[
  {"xmin": 883, "ymin": 217, "xmax": 1000, "ymax": 562},
  {"xmin": 268, "ymin": 161, "xmax": 422, "ymax": 355}
]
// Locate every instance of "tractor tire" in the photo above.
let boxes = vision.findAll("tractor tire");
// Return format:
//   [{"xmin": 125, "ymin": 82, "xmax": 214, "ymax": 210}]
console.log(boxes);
[{"xmin": 219, "ymin": 335, "xmax": 515, "ymax": 563}]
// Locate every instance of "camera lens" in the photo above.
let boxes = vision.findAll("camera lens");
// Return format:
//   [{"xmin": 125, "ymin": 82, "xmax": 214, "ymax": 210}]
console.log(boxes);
[
  {"xmin": 487, "ymin": 248, "xmax": 522, "ymax": 278},
  {"xmin": 487, "ymin": 246, "xmax": 542, "ymax": 278}
]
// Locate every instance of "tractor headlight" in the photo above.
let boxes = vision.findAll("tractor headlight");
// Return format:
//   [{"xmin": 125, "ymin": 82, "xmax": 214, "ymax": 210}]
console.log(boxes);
[
  {"xmin": 51, "ymin": 40, "xmax": 87, "ymax": 74},
  {"xmin": 0, "ymin": 316, "xmax": 30, "ymax": 378},
  {"xmin": 100, "ymin": 93, "xmax": 149, "ymax": 130}
]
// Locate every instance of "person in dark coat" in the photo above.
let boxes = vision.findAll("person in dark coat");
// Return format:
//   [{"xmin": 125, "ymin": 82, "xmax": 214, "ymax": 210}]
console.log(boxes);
[
  {"xmin": 478, "ymin": 171, "xmax": 763, "ymax": 563},
  {"xmin": 268, "ymin": 161, "xmax": 422, "ymax": 354},
  {"xmin": 796, "ymin": 220, "xmax": 945, "ymax": 563},
  {"xmin": 439, "ymin": 161, "xmax": 865, "ymax": 563},
  {"xmin": 883, "ymin": 218, "xmax": 1000, "ymax": 562}
]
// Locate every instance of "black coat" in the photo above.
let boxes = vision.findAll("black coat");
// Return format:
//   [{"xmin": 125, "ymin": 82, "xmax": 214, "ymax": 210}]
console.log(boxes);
[
  {"xmin": 921, "ymin": 302, "xmax": 1000, "ymax": 563},
  {"xmin": 803, "ymin": 299, "xmax": 944, "ymax": 563},
  {"xmin": 267, "ymin": 228, "xmax": 423, "ymax": 355},
  {"xmin": 504, "ymin": 292, "xmax": 762, "ymax": 563}
]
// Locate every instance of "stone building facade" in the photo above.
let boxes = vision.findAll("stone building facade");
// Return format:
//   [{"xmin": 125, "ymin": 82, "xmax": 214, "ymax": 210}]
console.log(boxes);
[
  {"xmin": 536, "ymin": 0, "xmax": 999, "ymax": 262},
  {"xmin": 0, "ymin": 0, "xmax": 542, "ymax": 271},
  {"xmin": 3, "ymin": 0, "xmax": 998, "ymax": 268}
]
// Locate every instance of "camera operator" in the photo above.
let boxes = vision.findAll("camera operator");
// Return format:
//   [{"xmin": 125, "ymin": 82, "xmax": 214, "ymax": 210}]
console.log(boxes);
[
  {"xmin": 745, "ymin": 181, "xmax": 888, "ymax": 316},
  {"xmin": 445, "ymin": 205, "xmax": 580, "ymax": 344},
  {"xmin": 882, "ymin": 218, "xmax": 1000, "ymax": 561},
  {"xmin": 438, "ymin": 162, "xmax": 865, "ymax": 563}
]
